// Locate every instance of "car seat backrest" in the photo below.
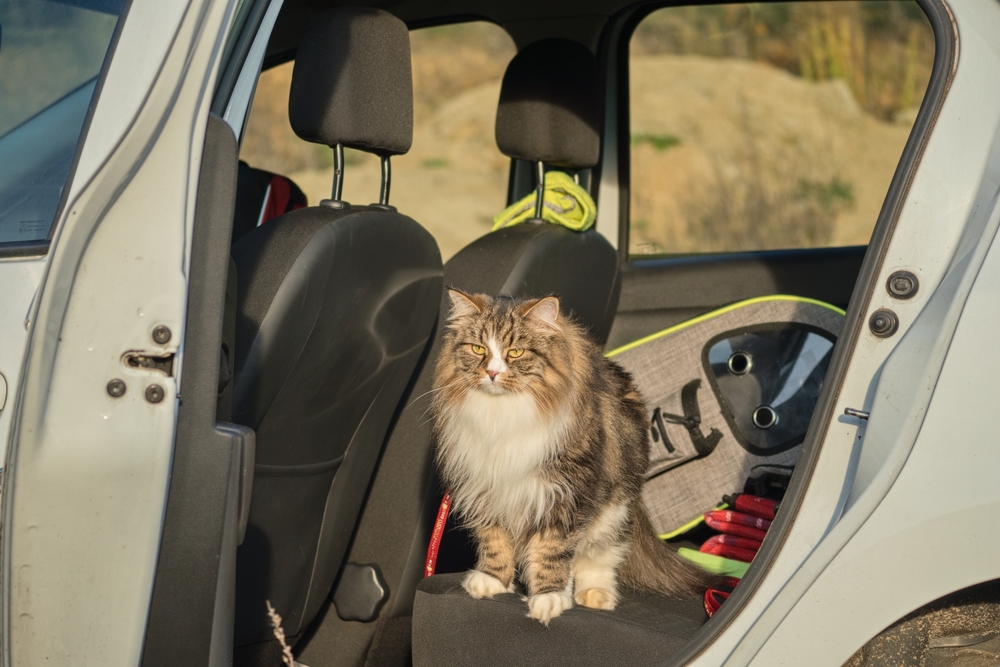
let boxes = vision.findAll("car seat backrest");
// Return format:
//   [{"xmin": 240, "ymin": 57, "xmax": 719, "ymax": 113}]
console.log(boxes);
[
  {"xmin": 448, "ymin": 37, "xmax": 618, "ymax": 343},
  {"xmin": 230, "ymin": 7, "xmax": 442, "ymax": 663}
]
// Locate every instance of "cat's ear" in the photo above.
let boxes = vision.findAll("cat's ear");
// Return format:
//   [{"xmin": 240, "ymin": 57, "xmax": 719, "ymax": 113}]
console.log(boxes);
[
  {"xmin": 446, "ymin": 289, "xmax": 482, "ymax": 319},
  {"xmin": 522, "ymin": 296, "xmax": 561, "ymax": 330}
]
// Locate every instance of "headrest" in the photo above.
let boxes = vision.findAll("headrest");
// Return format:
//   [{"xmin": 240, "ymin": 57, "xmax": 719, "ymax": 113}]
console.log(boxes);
[
  {"xmin": 289, "ymin": 7, "xmax": 412, "ymax": 156},
  {"xmin": 494, "ymin": 39, "xmax": 602, "ymax": 169}
]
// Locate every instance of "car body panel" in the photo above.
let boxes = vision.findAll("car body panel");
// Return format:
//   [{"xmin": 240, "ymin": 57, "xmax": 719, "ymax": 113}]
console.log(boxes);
[
  {"xmin": 0, "ymin": 260, "xmax": 46, "ymax": 472},
  {"xmin": 0, "ymin": 0, "xmax": 238, "ymax": 664}
]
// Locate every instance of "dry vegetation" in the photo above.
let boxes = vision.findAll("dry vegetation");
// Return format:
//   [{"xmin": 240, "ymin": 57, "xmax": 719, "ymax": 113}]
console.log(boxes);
[
  {"xmin": 240, "ymin": 3, "xmax": 934, "ymax": 259},
  {"xmin": 629, "ymin": 2, "xmax": 934, "ymax": 254}
]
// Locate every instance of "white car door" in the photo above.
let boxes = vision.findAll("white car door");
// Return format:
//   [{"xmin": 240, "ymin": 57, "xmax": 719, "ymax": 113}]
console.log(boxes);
[{"xmin": 0, "ymin": 0, "xmax": 245, "ymax": 665}]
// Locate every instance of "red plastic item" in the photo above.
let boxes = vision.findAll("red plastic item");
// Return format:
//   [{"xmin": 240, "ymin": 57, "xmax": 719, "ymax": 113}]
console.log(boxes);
[
  {"xmin": 260, "ymin": 175, "xmax": 306, "ymax": 225},
  {"xmin": 732, "ymin": 494, "xmax": 778, "ymax": 520},
  {"xmin": 699, "ymin": 535, "xmax": 760, "ymax": 563},
  {"xmin": 704, "ymin": 589, "xmax": 730, "ymax": 618},
  {"xmin": 704, "ymin": 510, "xmax": 770, "ymax": 541},
  {"xmin": 703, "ymin": 534, "xmax": 763, "ymax": 551},
  {"xmin": 424, "ymin": 491, "xmax": 452, "ymax": 578}
]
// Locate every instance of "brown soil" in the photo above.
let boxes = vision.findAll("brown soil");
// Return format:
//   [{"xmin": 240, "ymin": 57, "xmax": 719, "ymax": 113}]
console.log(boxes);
[{"xmin": 629, "ymin": 54, "xmax": 915, "ymax": 254}]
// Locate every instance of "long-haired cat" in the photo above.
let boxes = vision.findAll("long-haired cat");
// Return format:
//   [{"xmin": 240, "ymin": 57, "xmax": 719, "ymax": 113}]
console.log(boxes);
[{"xmin": 431, "ymin": 289, "xmax": 717, "ymax": 624}]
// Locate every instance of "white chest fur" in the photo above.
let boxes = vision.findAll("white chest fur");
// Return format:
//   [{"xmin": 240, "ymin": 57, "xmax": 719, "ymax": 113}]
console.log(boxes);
[{"xmin": 438, "ymin": 389, "xmax": 568, "ymax": 532}]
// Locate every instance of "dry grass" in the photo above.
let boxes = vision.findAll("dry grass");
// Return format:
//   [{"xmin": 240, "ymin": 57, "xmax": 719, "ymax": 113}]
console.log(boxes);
[
  {"xmin": 631, "ymin": 1, "xmax": 934, "ymax": 121},
  {"xmin": 628, "ymin": 54, "xmax": 910, "ymax": 254},
  {"xmin": 266, "ymin": 600, "xmax": 296, "ymax": 667}
]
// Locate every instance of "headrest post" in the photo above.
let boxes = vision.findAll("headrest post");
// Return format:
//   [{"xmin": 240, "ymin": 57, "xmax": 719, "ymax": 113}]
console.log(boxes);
[
  {"xmin": 379, "ymin": 156, "xmax": 392, "ymax": 206},
  {"xmin": 332, "ymin": 143, "xmax": 345, "ymax": 201},
  {"xmin": 533, "ymin": 161, "xmax": 545, "ymax": 220}
]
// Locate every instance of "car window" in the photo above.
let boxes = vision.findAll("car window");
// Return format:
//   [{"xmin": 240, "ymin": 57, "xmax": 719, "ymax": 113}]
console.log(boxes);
[
  {"xmin": 240, "ymin": 21, "xmax": 516, "ymax": 260},
  {"xmin": 0, "ymin": 0, "xmax": 124, "ymax": 245},
  {"xmin": 627, "ymin": 1, "xmax": 934, "ymax": 256}
]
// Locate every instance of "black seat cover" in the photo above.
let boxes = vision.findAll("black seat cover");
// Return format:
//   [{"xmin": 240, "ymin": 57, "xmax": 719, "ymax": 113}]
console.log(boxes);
[
  {"xmin": 230, "ymin": 6, "xmax": 442, "ymax": 656},
  {"xmin": 445, "ymin": 223, "xmax": 619, "ymax": 343},
  {"xmin": 413, "ymin": 573, "xmax": 706, "ymax": 667}
]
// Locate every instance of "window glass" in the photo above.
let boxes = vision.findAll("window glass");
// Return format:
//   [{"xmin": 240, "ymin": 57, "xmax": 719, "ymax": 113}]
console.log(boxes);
[
  {"xmin": 628, "ymin": 2, "xmax": 934, "ymax": 255},
  {"xmin": 240, "ymin": 22, "xmax": 516, "ymax": 260},
  {"xmin": 0, "ymin": 0, "xmax": 124, "ymax": 245}
]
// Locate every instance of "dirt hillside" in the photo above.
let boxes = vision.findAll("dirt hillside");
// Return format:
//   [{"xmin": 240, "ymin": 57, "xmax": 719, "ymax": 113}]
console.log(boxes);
[{"xmin": 629, "ymin": 54, "xmax": 916, "ymax": 253}]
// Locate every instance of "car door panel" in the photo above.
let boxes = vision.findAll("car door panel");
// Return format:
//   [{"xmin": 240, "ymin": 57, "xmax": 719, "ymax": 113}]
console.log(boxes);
[
  {"xmin": 607, "ymin": 246, "xmax": 864, "ymax": 351},
  {"xmin": 1, "ymin": 1, "xmax": 240, "ymax": 665}
]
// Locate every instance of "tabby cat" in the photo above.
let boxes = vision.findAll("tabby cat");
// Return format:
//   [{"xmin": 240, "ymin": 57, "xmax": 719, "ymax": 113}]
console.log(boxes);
[{"xmin": 432, "ymin": 289, "xmax": 716, "ymax": 624}]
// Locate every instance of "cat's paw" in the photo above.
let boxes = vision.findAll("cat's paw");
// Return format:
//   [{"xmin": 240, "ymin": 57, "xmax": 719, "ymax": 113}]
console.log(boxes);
[
  {"xmin": 575, "ymin": 587, "xmax": 618, "ymax": 610},
  {"xmin": 462, "ymin": 570, "xmax": 511, "ymax": 599},
  {"xmin": 526, "ymin": 591, "xmax": 573, "ymax": 625}
]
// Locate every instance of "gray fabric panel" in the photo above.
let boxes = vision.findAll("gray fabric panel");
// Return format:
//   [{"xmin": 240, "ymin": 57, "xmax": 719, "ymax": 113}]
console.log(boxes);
[
  {"xmin": 495, "ymin": 39, "xmax": 601, "ymax": 168},
  {"xmin": 612, "ymin": 299, "xmax": 843, "ymax": 533},
  {"xmin": 289, "ymin": 7, "xmax": 412, "ymax": 155},
  {"xmin": 413, "ymin": 573, "xmax": 706, "ymax": 667}
]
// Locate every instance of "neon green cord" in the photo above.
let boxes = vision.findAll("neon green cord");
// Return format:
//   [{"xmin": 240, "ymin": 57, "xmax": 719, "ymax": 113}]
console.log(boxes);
[{"xmin": 606, "ymin": 295, "xmax": 845, "ymax": 358}]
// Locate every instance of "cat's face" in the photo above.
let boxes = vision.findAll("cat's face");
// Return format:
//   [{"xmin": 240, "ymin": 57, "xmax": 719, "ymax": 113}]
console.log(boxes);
[{"xmin": 438, "ymin": 290, "xmax": 567, "ymax": 402}]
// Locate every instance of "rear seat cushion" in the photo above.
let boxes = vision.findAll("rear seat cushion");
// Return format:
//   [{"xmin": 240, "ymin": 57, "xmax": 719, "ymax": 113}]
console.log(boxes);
[
  {"xmin": 233, "ymin": 161, "xmax": 307, "ymax": 244},
  {"xmin": 413, "ymin": 573, "xmax": 707, "ymax": 667}
]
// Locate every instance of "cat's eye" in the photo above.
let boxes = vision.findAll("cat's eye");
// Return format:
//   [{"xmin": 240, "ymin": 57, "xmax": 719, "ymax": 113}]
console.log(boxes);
[
  {"xmin": 470, "ymin": 344, "xmax": 486, "ymax": 355},
  {"xmin": 507, "ymin": 348, "xmax": 524, "ymax": 358}
]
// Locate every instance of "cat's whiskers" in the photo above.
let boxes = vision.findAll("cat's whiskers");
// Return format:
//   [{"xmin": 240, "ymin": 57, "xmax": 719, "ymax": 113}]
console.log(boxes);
[{"xmin": 404, "ymin": 377, "xmax": 468, "ymax": 411}]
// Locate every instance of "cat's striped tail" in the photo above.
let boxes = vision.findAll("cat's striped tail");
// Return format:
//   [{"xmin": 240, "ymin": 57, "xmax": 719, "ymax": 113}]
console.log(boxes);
[{"xmin": 620, "ymin": 502, "xmax": 723, "ymax": 597}]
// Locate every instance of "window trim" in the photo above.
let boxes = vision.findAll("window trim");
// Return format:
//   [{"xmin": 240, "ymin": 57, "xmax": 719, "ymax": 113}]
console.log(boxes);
[{"xmin": 0, "ymin": 0, "xmax": 134, "ymax": 259}]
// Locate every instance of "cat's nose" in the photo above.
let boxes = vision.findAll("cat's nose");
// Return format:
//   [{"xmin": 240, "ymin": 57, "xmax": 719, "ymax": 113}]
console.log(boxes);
[{"xmin": 486, "ymin": 370, "xmax": 499, "ymax": 381}]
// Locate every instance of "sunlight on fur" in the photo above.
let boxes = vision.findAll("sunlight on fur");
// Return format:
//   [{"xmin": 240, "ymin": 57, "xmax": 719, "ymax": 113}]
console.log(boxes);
[{"xmin": 431, "ymin": 290, "xmax": 719, "ymax": 624}]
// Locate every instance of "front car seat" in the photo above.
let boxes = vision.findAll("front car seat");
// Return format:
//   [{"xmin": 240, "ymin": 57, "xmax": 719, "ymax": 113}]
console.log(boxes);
[
  {"xmin": 229, "ymin": 7, "xmax": 443, "ymax": 663},
  {"xmin": 302, "ymin": 38, "xmax": 622, "ymax": 667}
]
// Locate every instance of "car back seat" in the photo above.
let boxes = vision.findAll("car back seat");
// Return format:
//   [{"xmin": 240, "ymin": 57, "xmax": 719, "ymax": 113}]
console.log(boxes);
[
  {"xmin": 229, "ymin": 7, "xmax": 442, "ymax": 665},
  {"xmin": 232, "ymin": 162, "xmax": 307, "ymax": 244}
]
